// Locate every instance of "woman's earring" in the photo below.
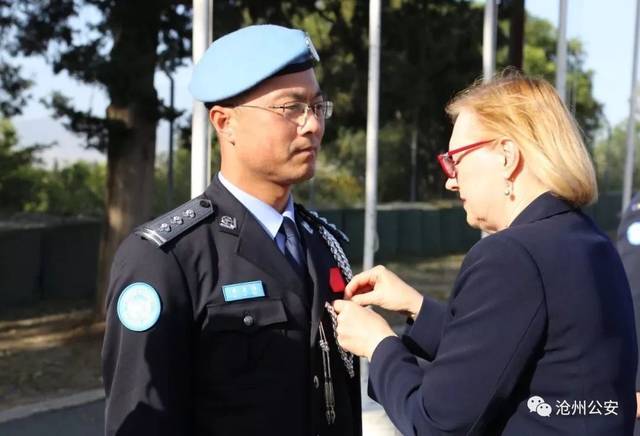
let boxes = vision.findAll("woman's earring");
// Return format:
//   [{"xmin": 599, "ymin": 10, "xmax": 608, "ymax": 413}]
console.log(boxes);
[{"xmin": 504, "ymin": 180, "xmax": 513, "ymax": 197}]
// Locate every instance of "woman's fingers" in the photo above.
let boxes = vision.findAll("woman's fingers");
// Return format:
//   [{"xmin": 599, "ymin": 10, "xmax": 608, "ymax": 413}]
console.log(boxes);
[
  {"xmin": 344, "ymin": 265, "xmax": 387, "ymax": 299},
  {"xmin": 344, "ymin": 271, "xmax": 375, "ymax": 299},
  {"xmin": 350, "ymin": 292, "xmax": 378, "ymax": 307},
  {"xmin": 332, "ymin": 299, "xmax": 396, "ymax": 359},
  {"xmin": 333, "ymin": 298, "xmax": 347, "ymax": 314}
]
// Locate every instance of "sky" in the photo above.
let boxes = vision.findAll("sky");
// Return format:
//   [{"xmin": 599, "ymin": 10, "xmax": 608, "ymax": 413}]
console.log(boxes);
[{"xmin": 10, "ymin": 0, "xmax": 639, "ymax": 167}]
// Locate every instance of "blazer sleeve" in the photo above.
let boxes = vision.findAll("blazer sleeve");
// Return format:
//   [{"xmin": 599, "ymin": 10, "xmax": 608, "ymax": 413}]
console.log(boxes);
[
  {"xmin": 102, "ymin": 235, "xmax": 195, "ymax": 436},
  {"xmin": 368, "ymin": 235, "xmax": 547, "ymax": 435},
  {"xmin": 402, "ymin": 296, "xmax": 448, "ymax": 360}
]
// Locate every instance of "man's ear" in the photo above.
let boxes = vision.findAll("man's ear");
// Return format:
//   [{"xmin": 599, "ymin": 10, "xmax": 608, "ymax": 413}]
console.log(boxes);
[
  {"xmin": 209, "ymin": 105, "xmax": 236, "ymax": 144},
  {"xmin": 501, "ymin": 139, "xmax": 521, "ymax": 180}
]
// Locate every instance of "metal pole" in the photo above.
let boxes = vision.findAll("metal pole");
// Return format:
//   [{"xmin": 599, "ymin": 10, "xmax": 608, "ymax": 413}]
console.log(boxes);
[
  {"xmin": 191, "ymin": 0, "xmax": 213, "ymax": 198},
  {"xmin": 363, "ymin": 0, "xmax": 381, "ymax": 271},
  {"xmin": 481, "ymin": 0, "xmax": 497, "ymax": 239},
  {"xmin": 623, "ymin": 0, "xmax": 640, "ymax": 212},
  {"xmin": 168, "ymin": 73, "xmax": 175, "ymax": 208},
  {"xmin": 410, "ymin": 123, "xmax": 417, "ymax": 202},
  {"xmin": 555, "ymin": 0, "xmax": 568, "ymax": 103},
  {"xmin": 483, "ymin": 0, "xmax": 497, "ymax": 82}
]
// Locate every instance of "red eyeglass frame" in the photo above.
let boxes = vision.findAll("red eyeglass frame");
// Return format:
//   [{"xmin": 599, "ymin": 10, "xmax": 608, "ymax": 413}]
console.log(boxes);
[{"xmin": 437, "ymin": 139, "xmax": 496, "ymax": 179}]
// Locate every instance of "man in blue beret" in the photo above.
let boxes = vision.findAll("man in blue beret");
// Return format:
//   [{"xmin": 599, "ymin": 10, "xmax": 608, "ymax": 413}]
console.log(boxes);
[
  {"xmin": 102, "ymin": 24, "xmax": 362, "ymax": 436},
  {"xmin": 617, "ymin": 192, "xmax": 640, "ymax": 433}
]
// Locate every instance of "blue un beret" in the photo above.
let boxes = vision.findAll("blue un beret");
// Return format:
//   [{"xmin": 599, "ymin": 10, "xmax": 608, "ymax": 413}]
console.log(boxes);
[{"xmin": 189, "ymin": 24, "xmax": 320, "ymax": 103}]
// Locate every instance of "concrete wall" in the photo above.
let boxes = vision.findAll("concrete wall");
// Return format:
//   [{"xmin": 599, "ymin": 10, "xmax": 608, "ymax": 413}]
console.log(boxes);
[
  {"xmin": 0, "ymin": 220, "xmax": 101, "ymax": 306},
  {"xmin": 0, "ymin": 192, "xmax": 623, "ymax": 307}
]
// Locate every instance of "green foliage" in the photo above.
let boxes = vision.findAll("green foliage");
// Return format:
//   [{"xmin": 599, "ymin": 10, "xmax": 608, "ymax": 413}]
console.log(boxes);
[
  {"xmin": 0, "ymin": 117, "xmax": 106, "ymax": 215},
  {"xmin": 152, "ymin": 148, "xmax": 192, "ymax": 215},
  {"xmin": 0, "ymin": 0, "xmax": 192, "ymax": 152},
  {"xmin": 0, "ymin": 119, "xmax": 47, "ymax": 212},
  {"xmin": 500, "ymin": 15, "xmax": 603, "ymax": 147},
  {"xmin": 0, "ymin": 63, "xmax": 33, "ymax": 117},
  {"xmin": 593, "ymin": 121, "xmax": 640, "ymax": 192},
  {"xmin": 1, "ymin": 1, "xmax": 606, "ymax": 212},
  {"xmin": 25, "ymin": 161, "xmax": 106, "ymax": 216},
  {"xmin": 294, "ymin": 155, "xmax": 364, "ymax": 208},
  {"xmin": 266, "ymin": 0, "xmax": 486, "ymax": 202}
]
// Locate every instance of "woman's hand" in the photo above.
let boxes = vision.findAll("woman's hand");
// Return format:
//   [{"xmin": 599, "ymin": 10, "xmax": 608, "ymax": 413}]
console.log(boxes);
[
  {"xmin": 345, "ymin": 265, "xmax": 424, "ymax": 318},
  {"xmin": 333, "ymin": 300, "xmax": 396, "ymax": 360}
]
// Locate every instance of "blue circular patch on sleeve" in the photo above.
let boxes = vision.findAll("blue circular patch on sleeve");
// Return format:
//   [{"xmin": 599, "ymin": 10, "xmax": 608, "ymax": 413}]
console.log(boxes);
[
  {"xmin": 117, "ymin": 282, "xmax": 162, "ymax": 332},
  {"xmin": 627, "ymin": 222, "xmax": 640, "ymax": 246}
]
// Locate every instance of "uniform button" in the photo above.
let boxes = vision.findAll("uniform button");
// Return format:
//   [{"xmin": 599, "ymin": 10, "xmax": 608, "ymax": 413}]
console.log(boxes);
[
  {"xmin": 200, "ymin": 199, "xmax": 210, "ymax": 208},
  {"xmin": 243, "ymin": 315, "xmax": 254, "ymax": 327},
  {"xmin": 313, "ymin": 375, "xmax": 320, "ymax": 389}
]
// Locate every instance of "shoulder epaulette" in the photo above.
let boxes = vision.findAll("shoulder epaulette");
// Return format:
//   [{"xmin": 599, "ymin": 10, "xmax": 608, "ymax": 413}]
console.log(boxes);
[
  {"xmin": 135, "ymin": 197, "xmax": 216, "ymax": 247},
  {"xmin": 295, "ymin": 203, "xmax": 349, "ymax": 244}
]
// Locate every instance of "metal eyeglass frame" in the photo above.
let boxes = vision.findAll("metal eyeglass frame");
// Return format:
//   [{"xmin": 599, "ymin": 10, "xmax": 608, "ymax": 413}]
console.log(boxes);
[{"xmin": 235, "ymin": 101, "xmax": 334, "ymax": 127}]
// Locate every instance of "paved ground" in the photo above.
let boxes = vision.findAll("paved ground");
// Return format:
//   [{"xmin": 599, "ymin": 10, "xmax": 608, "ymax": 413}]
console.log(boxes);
[
  {"xmin": 0, "ymin": 398, "xmax": 401, "ymax": 436},
  {"xmin": 0, "ymin": 363, "xmax": 401, "ymax": 436},
  {"xmin": 0, "ymin": 256, "xmax": 465, "ymax": 435},
  {"xmin": 0, "ymin": 400, "xmax": 104, "ymax": 436}
]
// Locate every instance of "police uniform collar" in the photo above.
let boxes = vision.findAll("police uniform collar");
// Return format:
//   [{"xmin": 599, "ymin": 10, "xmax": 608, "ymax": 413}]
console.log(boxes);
[
  {"xmin": 216, "ymin": 172, "xmax": 297, "ymax": 239},
  {"xmin": 509, "ymin": 191, "xmax": 573, "ymax": 228}
]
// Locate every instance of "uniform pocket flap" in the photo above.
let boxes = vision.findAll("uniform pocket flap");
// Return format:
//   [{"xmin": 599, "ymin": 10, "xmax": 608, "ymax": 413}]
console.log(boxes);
[{"xmin": 206, "ymin": 297, "xmax": 287, "ymax": 332}]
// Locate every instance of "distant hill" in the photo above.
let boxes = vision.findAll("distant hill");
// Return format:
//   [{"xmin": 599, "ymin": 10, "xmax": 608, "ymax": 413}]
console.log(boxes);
[
  {"xmin": 12, "ymin": 116, "xmax": 175, "ymax": 169},
  {"xmin": 13, "ymin": 116, "xmax": 105, "ymax": 168}
]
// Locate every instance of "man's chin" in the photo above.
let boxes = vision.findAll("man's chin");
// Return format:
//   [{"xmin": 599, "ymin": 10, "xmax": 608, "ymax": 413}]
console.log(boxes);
[{"xmin": 290, "ymin": 164, "xmax": 316, "ymax": 184}]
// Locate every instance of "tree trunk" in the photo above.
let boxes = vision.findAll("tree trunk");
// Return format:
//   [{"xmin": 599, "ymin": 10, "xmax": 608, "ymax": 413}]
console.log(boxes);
[
  {"xmin": 94, "ymin": 0, "xmax": 161, "ymax": 318},
  {"xmin": 95, "ymin": 112, "xmax": 157, "ymax": 317},
  {"xmin": 409, "ymin": 112, "xmax": 418, "ymax": 202},
  {"xmin": 508, "ymin": 0, "xmax": 525, "ymax": 70}
]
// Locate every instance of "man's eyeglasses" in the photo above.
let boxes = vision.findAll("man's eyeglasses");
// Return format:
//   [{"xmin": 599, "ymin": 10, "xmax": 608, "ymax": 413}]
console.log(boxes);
[
  {"xmin": 437, "ymin": 139, "xmax": 496, "ymax": 179},
  {"xmin": 235, "ymin": 101, "xmax": 334, "ymax": 127}
]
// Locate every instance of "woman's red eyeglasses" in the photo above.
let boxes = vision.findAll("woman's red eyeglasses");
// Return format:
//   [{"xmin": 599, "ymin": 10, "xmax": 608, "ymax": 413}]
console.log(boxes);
[{"xmin": 437, "ymin": 139, "xmax": 496, "ymax": 179}]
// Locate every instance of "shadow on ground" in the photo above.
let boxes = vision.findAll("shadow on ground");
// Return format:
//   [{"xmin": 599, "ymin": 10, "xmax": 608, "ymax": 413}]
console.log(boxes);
[{"xmin": 0, "ymin": 255, "xmax": 465, "ymax": 411}]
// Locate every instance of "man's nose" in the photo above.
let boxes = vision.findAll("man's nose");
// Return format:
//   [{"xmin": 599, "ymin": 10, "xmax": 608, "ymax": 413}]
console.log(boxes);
[{"xmin": 299, "ymin": 107, "xmax": 323, "ymax": 135}]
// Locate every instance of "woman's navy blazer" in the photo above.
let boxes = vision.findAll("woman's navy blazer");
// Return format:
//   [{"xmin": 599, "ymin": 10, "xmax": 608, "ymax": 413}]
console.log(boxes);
[{"xmin": 369, "ymin": 192, "xmax": 637, "ymax": 435}]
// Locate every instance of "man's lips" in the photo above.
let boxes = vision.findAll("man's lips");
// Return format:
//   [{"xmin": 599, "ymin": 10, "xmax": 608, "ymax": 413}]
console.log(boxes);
[{"xmin": 294, "ymin": 146, "xmax": 318, "ymax": 156}]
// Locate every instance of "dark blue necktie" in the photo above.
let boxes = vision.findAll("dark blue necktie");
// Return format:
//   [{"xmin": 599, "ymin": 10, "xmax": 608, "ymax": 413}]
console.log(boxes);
[{"xmin": 279, "ymin": 217, "xmax": 306, "ymax": 274}]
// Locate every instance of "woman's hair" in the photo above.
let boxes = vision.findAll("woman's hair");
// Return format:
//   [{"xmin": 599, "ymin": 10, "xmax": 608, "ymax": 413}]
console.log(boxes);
[{"xmin": 445, "ymin": 70, "xmax": 597, "ymax": 207}]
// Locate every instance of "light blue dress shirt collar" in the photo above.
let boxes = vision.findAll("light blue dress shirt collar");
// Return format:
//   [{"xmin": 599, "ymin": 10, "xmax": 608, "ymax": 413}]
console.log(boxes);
[{"xmin": 217, "ymin": 172, "xmax": 297, "ymax": 242}]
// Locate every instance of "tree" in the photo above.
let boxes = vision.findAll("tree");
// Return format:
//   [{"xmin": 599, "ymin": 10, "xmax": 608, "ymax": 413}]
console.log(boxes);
[
  {"xmin": 0, "ymin": 118, "xmax": 47, "ymax": 212},
  {"xmin": 152, "ymin": 148, "xmax": 191, "ymax": 215},
  {"xmin": 255, "ymin": 0, "xmax": 487, "ymax": 202},
  {"xmin": 503, "ymin": 14, "xmax": 603, "ymax": 147},
  {"xmin": 1, "ymin": 0, "xmax": 192, "ymax": 316},
  {"xmin": 0, "ymin": 1, "xmax": 605, "ymax": 317},
  {"xmin": 26, "ymin": 161, "xmax": 106, "ymax": 216},
  {"xmin": 593, "ymin": 120, "xmax": 640, "ymax": 193},
  {"xmin": 291, "ymin": 2, "xmax": 602, "ymax": 202}
]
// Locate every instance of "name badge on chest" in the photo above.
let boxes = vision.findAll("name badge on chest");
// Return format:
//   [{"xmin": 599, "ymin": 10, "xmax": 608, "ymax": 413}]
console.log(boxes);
[{"xmin": 222, "ymin": 280, "xmax": 266, "ymax": 302}]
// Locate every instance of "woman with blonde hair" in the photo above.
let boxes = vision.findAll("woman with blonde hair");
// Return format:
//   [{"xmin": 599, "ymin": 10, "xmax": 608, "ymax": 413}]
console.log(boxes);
[{"xmin": 334, "ymin": 72, "xmax": 637, "ymax": 435}]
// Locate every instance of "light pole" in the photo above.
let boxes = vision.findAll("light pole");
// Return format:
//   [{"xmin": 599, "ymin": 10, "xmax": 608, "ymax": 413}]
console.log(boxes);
[{"xmin": 623, "ymin": 0, "xmax": 640, "ymax": 212}]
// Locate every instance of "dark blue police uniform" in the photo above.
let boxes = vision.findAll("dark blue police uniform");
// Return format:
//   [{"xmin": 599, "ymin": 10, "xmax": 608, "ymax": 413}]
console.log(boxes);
[
  {"xmin": 102, "ymin": 176, "xmax": 361, "ymax": 435},
  {"xmin": 102, "ymin": 24, "xmax": 361, "ymax": 436},
  {"xmin": 369, "ymin": 191, "xmax": 637, "ymax": 435}
]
